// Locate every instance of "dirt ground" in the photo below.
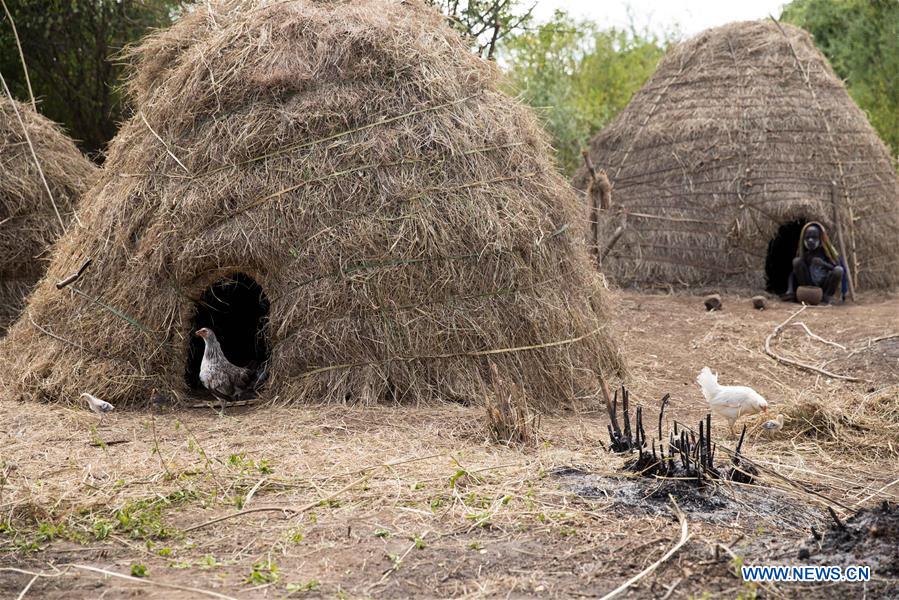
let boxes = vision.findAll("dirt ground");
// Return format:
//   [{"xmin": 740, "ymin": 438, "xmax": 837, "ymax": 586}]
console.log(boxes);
[{"xmin": 1, "ymin": 289, "xmax": 897, "ymax": 599}]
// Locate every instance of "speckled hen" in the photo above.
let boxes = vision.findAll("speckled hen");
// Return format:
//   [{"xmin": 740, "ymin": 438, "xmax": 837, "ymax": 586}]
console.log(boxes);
[{"xmin": 195, "ymin": 327, "xmax": 255, "ymax": 400}]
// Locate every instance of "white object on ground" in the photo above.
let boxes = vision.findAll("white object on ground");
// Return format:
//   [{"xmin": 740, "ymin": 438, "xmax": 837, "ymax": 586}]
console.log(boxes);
[
  {"xmin": 696, "ymin": 366, "xmax": 769, "ymax": 434},
  {"xmin": 761, "ymin": 413, "xmax": 785, "ymax": 432},
  {"xmin": 81, "ymin": 392, "xmax": 114, "ymax": 416}
]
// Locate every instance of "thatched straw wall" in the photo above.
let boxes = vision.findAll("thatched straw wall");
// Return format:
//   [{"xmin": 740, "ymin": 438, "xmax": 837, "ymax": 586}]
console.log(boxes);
[
  {"xmin": 0, "ymin": 97, "xmax": 97, "ymax": 333},
  {"xmin": 0, "ymin": 0, "xmax": 624, "ymax": 409},
  {"xmin": 573, "ymin": 20, "xmax": 899, "ymax": 291}
]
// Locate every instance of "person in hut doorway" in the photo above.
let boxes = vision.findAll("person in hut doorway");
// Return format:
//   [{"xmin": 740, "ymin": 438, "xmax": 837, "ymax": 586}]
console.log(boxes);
[{"xmin": 781, "ymin": 221, "xmax": 847, "ymax": 305}]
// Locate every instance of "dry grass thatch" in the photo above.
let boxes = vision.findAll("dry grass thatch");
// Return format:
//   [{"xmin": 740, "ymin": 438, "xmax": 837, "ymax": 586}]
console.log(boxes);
[
  {"xmin": 573, "ymin": 20, "xmax": 899, "ymax": 292},
  {"xmin": 485, "ymin": 362, "xmax": 540, "ymax": 446},
  {"xmin": 0, "ymin": 0, "xmax": 624, "ymax": 410},
  {"xmin": 0, "ymin": 97, "xmax": 96, "ymax": 333}
]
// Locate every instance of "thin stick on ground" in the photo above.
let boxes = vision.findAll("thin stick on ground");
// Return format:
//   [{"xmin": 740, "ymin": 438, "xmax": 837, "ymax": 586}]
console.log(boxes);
[
  {"xmin": 764, "ymin": 305, "xmax": 866, "ymax": 382},
  {"xmin": 64, "ymin": 564, "xmax": 238, "ymax": 600},
  {"xmin": 792, "ymin": 322, "xmax": 847, "ymax": 351},
  {"xmin": 852, "ymin": 476, "xmax": 899, "ymax": 509},
  {"xmin": 870, "ymin": 333, "xmax": 899, "ymax": 344},
  {"xmin": 599, "ymin": 496, "xmax": 690, "ymax": 600},
  {"xmin": 15, "ymin": 574, "xmax": 38, "ymax": 600},
  {"xmin": 183, "ymin": 475, "xmax": 369, "ymax": 533}
]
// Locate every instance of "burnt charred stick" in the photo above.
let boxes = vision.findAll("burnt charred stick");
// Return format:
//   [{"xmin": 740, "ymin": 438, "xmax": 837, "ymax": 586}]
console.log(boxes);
[
  {"xmin": 827, "ymin": 507, "xmax": 846, "ymax": 531},
  {"xmin": 606, "ymin": 387, "xmax": 626, "ymax": 451},
  {"xmin": 634, "ymin": 406, "xmax": 641, "ymax": 448},
  {"xmin": 699, "ymin": 420, "xmax": 705, "ymax": 468},
  {"xmin": 660, "ymin": 441, "xmax": 672, "ymax": 476},
  {"xmin": 706, "ymin": 414, "xmax": 713, "ymax": 468},
  {"xmin": 811, "ymin": 526, "xmax": 822, "ymax": 541},
  {"xmin": 608, "ymin": 386, "xmax": 621, "ymax": 435},
  {"xmin": 658, "ymin": 394, "xmax": 670, "ymax": 441},
  {"xmin": 733, "ymin": 425, "xmax": 748, "ymax": 464},
  {"xmin": 622, "ymin": 387, "xmax": 632, "ymax": 448},
  {"xmin": 636, "ymin": 406, "xmax": 646, "ymax": 449}
]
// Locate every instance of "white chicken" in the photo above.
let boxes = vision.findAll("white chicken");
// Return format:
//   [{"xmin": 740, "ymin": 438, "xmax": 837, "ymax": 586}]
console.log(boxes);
[
  {"xmin": 81, "ymin": 393, "xmax": 114, "ymax": 421},
  {"xmin": 696, "ymin": 367, "xmax": 768, "ymax": 435},
  {"xmin": 195, "ymin": 327, "xmax": 255, "ymax": 400}
]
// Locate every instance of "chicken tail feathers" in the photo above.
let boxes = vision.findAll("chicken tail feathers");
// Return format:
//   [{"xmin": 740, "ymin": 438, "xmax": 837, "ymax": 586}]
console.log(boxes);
[
  {"xmin": 696, "ymin": 366, "xmax": 719, "ymax": 402},
  {"xmin": 252, "ymin": 363, "xmax": 269, "ymax": 391}
]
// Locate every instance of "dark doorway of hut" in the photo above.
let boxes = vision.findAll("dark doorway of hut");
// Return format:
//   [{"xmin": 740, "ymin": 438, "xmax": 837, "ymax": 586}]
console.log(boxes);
[
  {"xmin": 186, "ymin": 273, "xmax": 270, "ymax": 400},
  {"xmin": 765, "ymin": 219, "xmax": 807, "ymax": 295}
]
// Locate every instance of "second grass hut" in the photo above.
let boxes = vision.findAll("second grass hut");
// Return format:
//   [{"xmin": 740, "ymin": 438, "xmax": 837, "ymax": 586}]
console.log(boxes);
[
  {"xmin": 0, "ymin": 97, "xmax": 97, "ymax": 333},
  {"xmin": 575, "ymin": 20, "xmax": 899, "ymax": 295}
]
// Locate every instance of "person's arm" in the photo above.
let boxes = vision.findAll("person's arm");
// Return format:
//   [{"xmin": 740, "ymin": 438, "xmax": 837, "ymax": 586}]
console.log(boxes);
[{"xmin": 811, "ymin": 255, "xmax": 835, "ymax": 271}]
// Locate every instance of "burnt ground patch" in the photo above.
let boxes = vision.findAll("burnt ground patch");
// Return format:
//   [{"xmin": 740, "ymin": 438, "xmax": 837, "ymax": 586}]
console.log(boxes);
[
  {"xmin": 797, "ymin": 501, "xmax": 899, "ymax": 578},
  {"xmin": 552, "ymin": 466, "xmax": 820, "ymax": 528}
]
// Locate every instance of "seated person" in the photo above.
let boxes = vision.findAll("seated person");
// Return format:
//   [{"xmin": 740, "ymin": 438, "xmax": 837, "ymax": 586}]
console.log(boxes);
[{"xmin": 781, "ymin": 222, "xmax": 846, "ymax": 305}]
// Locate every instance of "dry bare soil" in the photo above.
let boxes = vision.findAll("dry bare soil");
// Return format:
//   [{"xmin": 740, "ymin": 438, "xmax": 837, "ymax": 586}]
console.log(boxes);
[{"xmin": 1, "ymin": 290, "xmax": 897, "ymax": 599}]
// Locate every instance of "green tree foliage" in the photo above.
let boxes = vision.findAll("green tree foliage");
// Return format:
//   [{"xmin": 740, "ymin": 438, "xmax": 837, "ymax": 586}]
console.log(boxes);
[
  {"xmin": 0, "ymin": 0, "xmax": 179, "ymax": 157},
  {"xmin": 781, "ymin": 0, "xmax": 899, "ymax": 157},
  {"xmin": 427, "ymin": 0, "xmax": 535, "ymax": 59},
  {"xmin": 500, "ymin": 11, "xmax": 670, "ymax": 175}
]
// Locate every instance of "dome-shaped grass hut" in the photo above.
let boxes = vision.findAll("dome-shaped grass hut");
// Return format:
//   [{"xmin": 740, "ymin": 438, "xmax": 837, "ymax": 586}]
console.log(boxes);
[
  {"xmin": 1, "ymin": 97, "xmax": 97, "ymax": 333},
  {"xmin": 0, "ymin": 0, "xmax": 623, "ymax": 409},
  {"xmin": 574, "ymin": 20, "xmax": 899, "ymax": 294}
]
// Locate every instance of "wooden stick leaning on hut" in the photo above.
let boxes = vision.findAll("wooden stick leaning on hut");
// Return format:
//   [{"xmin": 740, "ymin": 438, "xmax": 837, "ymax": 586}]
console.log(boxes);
[
  {"xmin": 582, "ymin": 150, "xmax": 601, "ymax": 262},
  {"xmin": 830, "ymin": 181, "xmax": 856, "ymax": 302},
  {"xmin": 600, "ymin": 210, "xmax": 628, "ymax": 263},
  {"xmin": 581, "ymin": 149, "xmax": 622, "ymax": 267}
]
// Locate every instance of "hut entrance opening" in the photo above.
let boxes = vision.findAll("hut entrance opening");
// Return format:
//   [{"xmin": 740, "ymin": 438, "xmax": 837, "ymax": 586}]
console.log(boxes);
[
  {"xmin": 186, "ymin": 273, "xmax": 270, "ymax": 391},
  {"xmin": 765, "ymin": 219, "xmax": 807, "ymax": 294}
]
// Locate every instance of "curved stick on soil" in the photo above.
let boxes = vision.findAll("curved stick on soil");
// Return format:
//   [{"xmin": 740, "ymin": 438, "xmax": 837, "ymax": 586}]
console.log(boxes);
[
  {"xmin": 764, "ymin": 305, "xmax": 866, "ymax": 382},
  {"xmin": 599, "ymin": 496, "xmax": 690, "ymax": 600},
  {"xmin": 791, "ymin": 321, "xmax": 847, "ymax": 350}
]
